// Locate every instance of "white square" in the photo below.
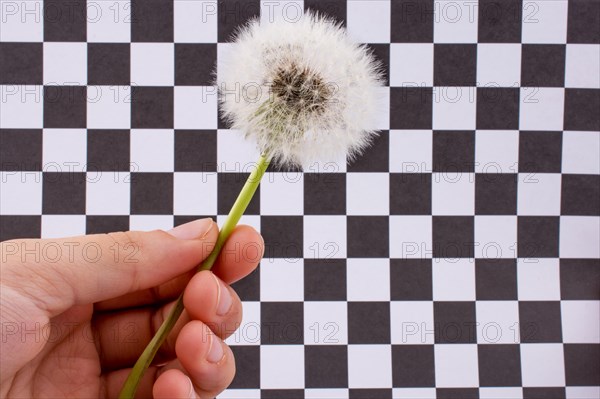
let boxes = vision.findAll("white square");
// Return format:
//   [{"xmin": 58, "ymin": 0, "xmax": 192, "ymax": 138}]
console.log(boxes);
[
  {"xmin": 41, "ymin": 215, "xmax": 86, "ymax": 239},
  {"xmin": 87, "ymin": 86, "xmax": 131, "ymax": 129},
  {"xmin": 522, "ymin": 1, "xmax": 568, "ymax": 44},
  {"xmin": 347, "ymin": 259, "xmax": 390, "ymax": 301},
  {"xmin": 433, "ymin": 0, "xmax": 478, "ymax": 43},
  {"xmin": 475, "ymin": 130, "xmax": 519, "ymax": 174},
  {"xmin": 0, "ymin": 0, "xmax": 43, "ymax": 41},
  {"xmin": 129, "ymin": 215, "xmax": 173, "ymax": 232},
  {"xmin": 87, "ymin": 0, "xmax": 131, "ymax": 42},
  {"xmin": 86, "ymin": 172, "xmax": 130, "ymax": 215},
  {"xmin": 174, "ymin": 0, "xmax": 217, "ymax": 42},
  {"xmin": 303, "ymin": 216, "xmax": 347, "ymax": 259},
  {"xmin": 432, "ymin": 172, "xmax": 475, "ymax": 215},
  {"xmin": 565, "ymin": 45, "xmax": 600, "ymax": 88},
  {"xmin": 347, "ymin": 0, "xmax": 391, "ymax": 43},
  {"xmin": 43, "ymin": 43, "xmax": 86, "ymax": 85},
  {"xmin": 519, "ymin": 88, "xmax": 564, "ymax": 131},
  {"xmin": 131, "ymin": 43, "xmax": 174, "ymax": 86},
  {"xmin": 562, "ymin": 131, "xmax": 600, "ymax": 174},
  {"xmin": 476, "ymin": 301, "xmax": 520, "ymax": 344},
  {"xmin": 217, "ymin": 214, "xmax": 260, "ymax": 232},
  {"xmin": 305, "ymin": 389, "xmax": 350, "ymax": 399},
  {"xmin": 517, "ymin": 173, "xmax": 561, "ymax": 215},
  {"xmin": 347, "ymin": 173, "xmax": 389, "ymax": 215},
  {"xmin": 130, "ymin": 129, "xmax": 174, "ymax": 172},
  {"xmin": 173, "ymin": 172, "xmax": 217, "ymax": 215},
  {"xmin": 260, "ymin": 258, "xmax": 304, "ymax": 301},
  {"xmin": 217, "ymin": 389, "xmax": 260, "ymax": 399},
  {"xmin": 389, "ymin": 130, "xmax": 433, "ymax": 173},
  {"xmin": 260, "ymin": 172, "xmax": 304, "ymax": 215},
  {"xmin": 561, "ymin": 301, "xmax": 600, "ymax": 343},
  {"xmin": 391, "ymin": 301, "xmax": 434, "ymax": 345},
  {"xmin": 517, "ymin": 258, "xmax": 560, "ymax": 300},
  {"xmin": 434, "ymin": 344, "xmax": 479, "ymax": 387},
  {"xmin": 348, "ymin": 345, "xmax": 392, "ymax": 388},
  {"xmin": 520, "ymin": 344, "xmax": 565, "ymax": 387},
  {"xmin": 432, "ymin": 87, "xmax": 477, "ymax": 130},
  {"xmin": 390, "ymin": 44, "xmax": 434, "ymax": 87},
  {"xmin": 390, "ymin": 216, "xmax": 432, "ymax": 259},
  {"xmin": 305, "ymin": 153, "xmax": 347, "ymax": 173},
  {"xmin": 560, "ymin": 216, "xmax": 600, "ymax": 258},
  {"xmin": 0, "ymin": 85, "xmax": 43, "ymax": 128},
  {"xmin": 477, "ymin": 44, "xmax": 522, "ymax": 87},
  {"xmin": 260, "ymin": 345, "xmax": 304, "ymax": 389},
  {"xmin": 479, "ymin": 388, "xmax": 523, "ymax": 399},
  {"xmin": 0, "ymin": 172, "xmax": 42, "ymax": 215},
  {"xmin": 475, "ymin": 216, "xmax": 517, "ymax": 259},
  {"xmin": 42, "ymin": 129, "xmax": 87, "ymax": 172},
  {"xmin": 393, "ymin": 388, "xmax": 437, "ymax": 399},
  {"xmin": 432, "ymin": 258, "xmax": 475, "ymax": 300},
  {"xmin": 566, "ymin": 387, "xmax": 600, "ymax": 399},
  {"xmin": 217, "ymin": 130, "xmax": 261, "ymax": 173},
  {"xmin": 304, "ymin": 301, "xmax": 348, "ymax": 345},
  {"xmin": 260, "ymin": 1, "xmax": 304, "ymax": 24},
  {"xmin": 174, "ymin": 86, "xmax": 218, "ymax": 129},
  {"xmin": 225, "ymin": 301, "xmax": 260, "ymax": 346}
]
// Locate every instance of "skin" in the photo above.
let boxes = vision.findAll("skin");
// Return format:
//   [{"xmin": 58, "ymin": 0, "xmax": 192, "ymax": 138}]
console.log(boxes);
[{"xmin": 0, "ymin": 218, "xmax": 263, "ymax": 399}]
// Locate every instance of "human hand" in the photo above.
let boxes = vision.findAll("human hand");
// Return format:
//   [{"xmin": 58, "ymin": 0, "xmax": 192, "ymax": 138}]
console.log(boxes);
[{"xmin": 0, "ymin": 218, "xmax": 263, "ymax": 399}]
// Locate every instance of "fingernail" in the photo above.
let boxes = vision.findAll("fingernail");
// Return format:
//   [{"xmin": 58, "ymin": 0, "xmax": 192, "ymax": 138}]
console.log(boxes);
[
  {"xmin": 206, "ymin": 333, "xmax": 224, "ymax": 363},
  {"xmin": 213, "ymin": 273, "xmax": 232, "ymax": 316},
  {"xmin": 167, "ymin": 218, "xmax": 213, "ymax": 240},
  {"xmin": 186, "ymin": 376, "xmax": 195, "ymax": 399}
]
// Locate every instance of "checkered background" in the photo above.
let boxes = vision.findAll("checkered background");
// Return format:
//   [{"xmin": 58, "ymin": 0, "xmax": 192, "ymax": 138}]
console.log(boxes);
[{"xmin": 1, "ymin": 0, "xmax": 599, "ymax": 398}]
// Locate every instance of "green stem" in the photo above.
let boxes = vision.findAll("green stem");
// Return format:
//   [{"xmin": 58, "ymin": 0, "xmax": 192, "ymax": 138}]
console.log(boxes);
[{"xmin": 119, "ymin": 155, "xmax": 270, "ymax": 399}]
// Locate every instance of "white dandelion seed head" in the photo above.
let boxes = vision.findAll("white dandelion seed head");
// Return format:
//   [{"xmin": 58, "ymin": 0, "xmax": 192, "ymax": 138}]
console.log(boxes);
[{"xmin": 217, "ymin": 11, "xmax": 384, "ymax": 168}]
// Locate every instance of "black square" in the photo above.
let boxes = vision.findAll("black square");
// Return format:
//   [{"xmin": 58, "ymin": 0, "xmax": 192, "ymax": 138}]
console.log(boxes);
[
  {"xmin": 568, "ymin": 0, "xmax": 600, "ymax": 44},
  {"xmin": 130, "ymin": 173, "xmax": 174, "ymax": 214},
  {"xmin": 218, "ymin": 0, "xmax": 260, "ymax": 42},
  {"xmin": 0, "ymin": 216, "xmax": 41, "ymax": 241},
  {"xmin": 229, "ymin": 346, "xmax": 259, "ymax": 388},
  {"xmin": 433, "ymin": 302, "xmax": 476, "ymax": 343},
  {"xmin": 390, "ymin": 173, "xmax": 431, "ymax": 215},
  {"xmin": 561, "ymin": 174, "xmax": 600, "ymax": 216},
  {"xmin": 131, "ymin": 87, "xmax": 174, "ymax": 129},
  {"xmin": 564, "ymin": 89, "xmax": 600, "ymax": 131},
  {"xmin": 42, "ymin": 173, "xmax": 86, "ymax": 214},
  {"xmin": 392, "ymin": 345, "xmax": 435, "ymax": 387},
  {"xmin": 433, "ymin": 216, "xmax": 474, "ymax": 258},
  {"xmin": 218, "ymin": 173, "xmax": 260, "ymax": 214},
  {"xmin": 305, "ymin": 345, "xmax": 348, "ymax": 388},
  {"xmin": 434, "ymin": 45, "xmax": 477, "ymax": 86},
  {"xmin": 521, "ymin": 45, "xmax": 566, "ymax": 87},
  {"xmin": 174, "ymin": 130, "xmax": 217, "ymax": 172},
  {"xmin": 436, "ymin": 389, "xmax": 479, "ymax": 399},
  {"xmin": 175, "ymin": 44, "xmax": 217, "ymax": 86},
  {"xmin": 304, "ymin": 173, "xmax": 346, "ymax": 214},
  {"xmin": 560, "ymin": 259, "xmax": 600, "ymax": 300},
  {"xmin": 261, "ymin": 216, "xmax": 303, "ymax": 259},
  {"xmin": 349, "ymin": 389, "xmax": 392, "ymax": 399},
  {"xmin": 348, "ymin": 131, "xmax": 389, "ymax": 172},
  {"xmin": 260, "ymin": 302, "xmax": 303, "ymax": 345},
  {"xmin": 391, "ymin": 0, "xmax": 434, "ymax": 43},
  {"xmin": 390, "ymin": 87, "xmax": 432, "ymax": 129},
  {"xmin": 44, "ymin": 0, "xmax": 86, "ymax": 41},
  {"xmin": 87, "ymin": 130, "xmax": 130, "ymax": 172},
  {"xmin": 519, "ymin": 301, "xmax": 562, "ymax": 343},
  {"xmin": 304, "ymin": 259, "xmax": 346, "ymax": 301},
  {"xmin": 367, "ymin": 44, "xmax": 389, "ymax": 86},
  {"xmin": 305, "ymin": 0, "xmax": 347, "ymax": 25},
  {"xmin": 475, "ymin": 259, "xmax": 517, "ymax": 300},
  {"xmin": 475, "ymin": 174, "xmax": 517, "ymax": 215},
  {"xmin": 476, "ymin": 88, "xmax": 520, "ymax": 130},
  {"xmin": 0, "ymin": 43, "xmax": 42, "ymax": 84},
  {"xmin": 131, "ymin": 0, "xmax": 173, "ymax": 42},
  {"xmin": 87, "ymin": 44, "xmax": 130, "ymax": 85},
  {"xmin": 347, "ymin": 216, "xmax": 389, "ymax": 258},
  {"xmin": 523, "ymin": 388, "xmax": 566, "ymax": 399},
  {"xmin": 261, "ymin": 390, "xmax": 303, "ymax": 399},
  {"xmin": 433, "ymin": 131, "xmax": 475, "ymax": 173},
  {"xmin": 390, "ymin": 259, "xmax": 432, "ymax": 300},
  {"xmin": 518, "ymin": 131, "xmax": 562, "ymax": 173},
  {"xmin": 478, "ymin": 0, "xmax": 523, "ymax": 43},
  {"xmin": 44, "ymin": 86, "xmax": 87, "ymax": 128},
  {"xmin": 348, "ymin": 302, "xmax": 390, "ymax": 344},
  {"xmin": 230, "ymin": 266, "xmax": 260, "ymax": 302},
  {"xmin": 478, "ymin": 345, "xmax": 522, "ymax": 386},
  {"xmin": 86, "ymin": 216, "xmax": 130, "ymax": 235},
  {"xmin": 564, "ymin": 344, "xmax": 600, "ymax": 386},
  {"xmin": 0, "ymin": 129, "xmax": 42, "ymax": 171},
  {"xmin": 517, "ymin": 216, "xmax": 559, "ymax": 258}
]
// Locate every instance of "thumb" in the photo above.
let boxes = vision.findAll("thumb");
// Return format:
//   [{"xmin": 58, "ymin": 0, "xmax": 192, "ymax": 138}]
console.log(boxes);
[{"xmin": 0, "ymin": 218, "xmax": 217, "ymax": 317}]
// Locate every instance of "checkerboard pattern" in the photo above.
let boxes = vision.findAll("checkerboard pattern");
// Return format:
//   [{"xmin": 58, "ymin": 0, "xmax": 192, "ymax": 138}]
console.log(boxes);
[{"xmin": 1, "ymin": 0, "xmax": 599, "ymax": 398}]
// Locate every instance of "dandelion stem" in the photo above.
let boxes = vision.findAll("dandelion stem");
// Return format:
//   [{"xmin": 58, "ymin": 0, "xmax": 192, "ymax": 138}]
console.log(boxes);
[{"xmin": 119, "ymin": 154, "xmax": 270, "ymax": 399}]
